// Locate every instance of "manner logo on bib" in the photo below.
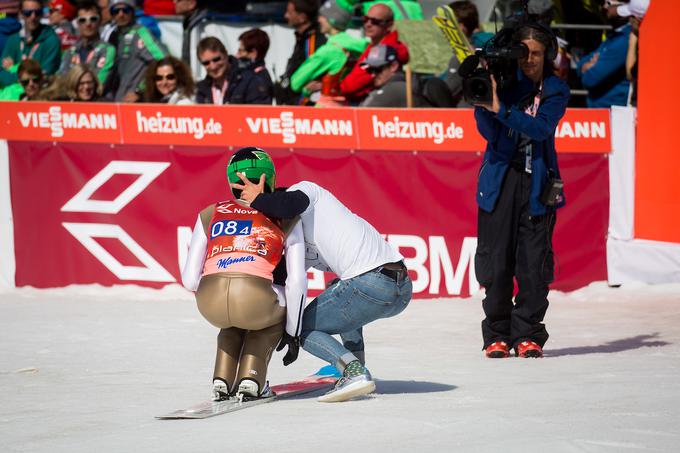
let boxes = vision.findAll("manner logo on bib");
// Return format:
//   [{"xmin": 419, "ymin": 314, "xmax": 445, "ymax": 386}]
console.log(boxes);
[{"xmin": 210, "ymin": 220, "xmax": 252, "ymax": 239}]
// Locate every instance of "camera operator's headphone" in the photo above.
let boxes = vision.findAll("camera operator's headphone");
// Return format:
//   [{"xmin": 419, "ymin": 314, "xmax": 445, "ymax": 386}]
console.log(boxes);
[{"xmin": 521, "ymin": 22, "xmax": 559, "ymax": 61}]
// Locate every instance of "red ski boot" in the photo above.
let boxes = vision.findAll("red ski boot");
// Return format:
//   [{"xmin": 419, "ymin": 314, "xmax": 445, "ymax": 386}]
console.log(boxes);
[
  {"xmin": 516, "ymin": 340, "xmax": 543, "ymax": 358},
  {"xmin": 485, "ymin": 341, "xmax": 510, "ymax": 358}
]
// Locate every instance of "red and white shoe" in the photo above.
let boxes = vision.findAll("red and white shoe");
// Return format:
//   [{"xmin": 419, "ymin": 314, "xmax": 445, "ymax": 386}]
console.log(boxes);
[
  {"xmin": 485, "ymin": 341, "xmax": 510, "ymax": 358},
  {"xmin": 516, "ymin": 341, "xmax": 543, "ymax": 358}
]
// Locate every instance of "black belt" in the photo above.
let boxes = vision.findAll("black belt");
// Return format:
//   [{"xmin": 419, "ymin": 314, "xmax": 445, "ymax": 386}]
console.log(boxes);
[{"xmin": 377, "ymin": 261, "xmax": 407, "ymax": 281}]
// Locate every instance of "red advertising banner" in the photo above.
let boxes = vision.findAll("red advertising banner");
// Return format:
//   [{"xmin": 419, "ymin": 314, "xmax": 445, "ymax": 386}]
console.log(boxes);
[
  {"xmin": 8, "ymin": 142, "xmax": 608, "ymax": 296},
  {"xmin": 0, "ymin": 103, "xmax": 611, "ymax": 153}
]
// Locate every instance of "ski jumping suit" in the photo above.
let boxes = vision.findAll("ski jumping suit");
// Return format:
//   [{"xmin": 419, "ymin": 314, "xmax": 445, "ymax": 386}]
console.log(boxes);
[{"xmin": 181, "ymin": 200, "xmax": 306, "ymax": 392}]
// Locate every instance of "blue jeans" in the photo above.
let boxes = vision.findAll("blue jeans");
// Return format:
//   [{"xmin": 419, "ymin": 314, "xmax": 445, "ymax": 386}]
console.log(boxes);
[{"xmin": 300, "ymin": 268, "xmax": 412, "ymax": 370}]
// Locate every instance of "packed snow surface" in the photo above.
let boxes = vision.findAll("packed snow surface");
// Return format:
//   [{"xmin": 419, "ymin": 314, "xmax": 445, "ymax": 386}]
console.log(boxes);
[{"xmin": 1, "ymin": 282, "xmax": 679, "ymax": 453}]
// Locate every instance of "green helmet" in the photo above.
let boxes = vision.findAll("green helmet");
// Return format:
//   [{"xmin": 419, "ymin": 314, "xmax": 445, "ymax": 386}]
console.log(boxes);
[{"xmin": 227, "ymin": 147, "xmax": 276, "ymax": 197}]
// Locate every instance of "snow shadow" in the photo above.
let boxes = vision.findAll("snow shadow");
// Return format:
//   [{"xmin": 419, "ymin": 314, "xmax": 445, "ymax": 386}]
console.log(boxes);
[
  {"xmin": 545, "ymin": 333, "xmax": 670, "ymax": 357},
  {"xmin": 374, "ymin": 380, "xmax": 457, "ymax": 395}
]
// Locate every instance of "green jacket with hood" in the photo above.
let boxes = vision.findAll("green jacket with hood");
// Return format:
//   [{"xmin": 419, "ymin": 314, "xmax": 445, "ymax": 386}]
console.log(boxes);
[
  {"xmin": 0, "ymin": 24, "xmax": 61, "ymax": 87},
  {"xmin": 290, "ymin": 31, "xmax": 367, "ymax": 95}
]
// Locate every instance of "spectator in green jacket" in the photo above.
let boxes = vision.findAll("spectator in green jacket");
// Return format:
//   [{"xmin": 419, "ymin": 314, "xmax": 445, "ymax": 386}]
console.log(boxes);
[
  {"xmin": 59, "ymin": 1, "xmax": 115, "ymax": 89},
  {"xmin": 109, "ymin": 0, "xmax": 166, "ymax": 102},
  {"xmin": 0, "ymin": 0, "xmax": 61, "ymax": 88},
  {"xmin": 290, "ymin": 0, "xmax": 367, "ymax": 102},
  {"xmin": 0, "ymin": 58, "xmax": 44, "ymax": 100}
]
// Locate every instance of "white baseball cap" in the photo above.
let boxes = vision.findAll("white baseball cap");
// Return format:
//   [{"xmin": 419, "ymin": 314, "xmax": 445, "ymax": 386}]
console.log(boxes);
[{"xmin": 617, "ymin": 0, "xmax": 650, "ymax": 18}]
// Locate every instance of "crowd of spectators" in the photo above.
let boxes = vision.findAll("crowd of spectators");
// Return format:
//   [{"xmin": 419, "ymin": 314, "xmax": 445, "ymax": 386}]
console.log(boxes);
[{"xmin": 0, "ymin": 0, "xmax": 651, "ymax": 108}]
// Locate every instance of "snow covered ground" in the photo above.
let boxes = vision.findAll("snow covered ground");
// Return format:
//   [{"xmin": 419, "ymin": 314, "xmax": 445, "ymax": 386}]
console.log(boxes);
[{"xmin": 1, "ymin": 282, "xmax": 679, "ymax": 453}]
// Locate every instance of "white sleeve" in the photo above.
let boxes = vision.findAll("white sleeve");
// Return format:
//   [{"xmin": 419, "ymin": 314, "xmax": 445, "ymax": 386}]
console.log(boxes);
[
  {"xmin": 283, "ymin": 221, "xmax": 308, "ymax": 337},
  {"xmin": 181, "ymin": 215, "xmax": 207, "ymax": 292}
]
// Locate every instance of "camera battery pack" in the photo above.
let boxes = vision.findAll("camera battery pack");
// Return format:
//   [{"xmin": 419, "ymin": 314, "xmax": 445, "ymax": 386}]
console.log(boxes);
[{"xmin": 540, "ymin": 178, "xmax": 564, "ymax": 206}]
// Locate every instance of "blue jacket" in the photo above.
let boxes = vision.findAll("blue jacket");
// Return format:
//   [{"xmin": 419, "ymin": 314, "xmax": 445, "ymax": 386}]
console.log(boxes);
[
  {"xmin": 577, "ymin": 24, "xmax": 631, "ymax": 108},
  {"xmin": 474, "ymin": 71, "xmax": 569, "ymax": 216},
  {"xmin": 0, "ymin": 17, "xmax": 21, "ymax": 56}
]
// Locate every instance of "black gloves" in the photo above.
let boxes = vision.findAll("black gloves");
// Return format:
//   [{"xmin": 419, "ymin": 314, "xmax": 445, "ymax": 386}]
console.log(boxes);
[{"xmin": 276, "ymin": 332, "xmax": 300, "ymax": 366}]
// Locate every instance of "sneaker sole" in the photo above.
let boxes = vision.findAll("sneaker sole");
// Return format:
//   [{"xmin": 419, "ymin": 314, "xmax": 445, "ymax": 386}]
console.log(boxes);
[{"xmin": 317, "ymin": 380, "xmax": 376, "ymax": 403}]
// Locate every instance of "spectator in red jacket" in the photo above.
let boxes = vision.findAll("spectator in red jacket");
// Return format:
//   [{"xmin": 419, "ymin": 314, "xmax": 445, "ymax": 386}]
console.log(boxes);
[{"xmin": 339, "ymin": 2, "xmax": 408, "ymax": 103}]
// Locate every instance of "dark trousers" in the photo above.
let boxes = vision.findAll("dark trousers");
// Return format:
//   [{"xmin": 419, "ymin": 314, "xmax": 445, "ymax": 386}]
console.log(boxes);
[{"xmin": 475, "ymin": 166, "xmax": 556, "ymax": 350}]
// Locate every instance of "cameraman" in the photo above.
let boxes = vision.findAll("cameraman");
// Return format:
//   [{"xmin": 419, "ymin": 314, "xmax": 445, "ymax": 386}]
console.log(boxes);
[{"xmin": 472, "ymin": 24, "xmax": 569, "ymax": 359}]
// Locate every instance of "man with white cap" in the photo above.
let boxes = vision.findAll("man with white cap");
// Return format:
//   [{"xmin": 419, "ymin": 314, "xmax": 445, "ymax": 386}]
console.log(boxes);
[
  {"xmin": 615, "ymin": 0, "xmax": 649, "ymax": 19},
  {"xmin": 613, "ymin": 0, "xmax": 650, "ymax": 106}
]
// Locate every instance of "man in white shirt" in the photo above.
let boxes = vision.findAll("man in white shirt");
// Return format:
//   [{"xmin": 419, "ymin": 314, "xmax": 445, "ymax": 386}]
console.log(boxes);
[{"xmin": 234, "ymin": 174, "xmax": 412, "ymax": 402}]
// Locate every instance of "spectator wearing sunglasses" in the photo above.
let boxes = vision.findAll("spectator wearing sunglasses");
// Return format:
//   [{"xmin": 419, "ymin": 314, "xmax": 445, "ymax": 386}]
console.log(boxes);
[
  {"xmin": 108, "ymin": 0, "xmax": 167, "ymax": 102},
  {"xmin": 359, "ymin": 44, "xmax": 419, "ymax": 108},
  {"xmin": 290, "ymin": 0, "xmax": 366, "ymax": 107},
  {"xmin": 58, "ymin": 1, "xmax": 115, "ymax": 89},
  {"xmin": 0, "ymin": 0, "xmax": 61, "ymax": 88},
  {"xmin": 194, "ymin": 36, "xmax": 232, "ymax": 104},
  {"xmin": 144, "ymin": 55, "xmax": 194, "ymax": 104},
  {"xmin": 16, "ymin": 58, "xmax": 43, "ymax": 99},
  {"xmin": 0, "ymin": 1, "xmax": 22, "ymax": 57},
  {"xmin": 339, "ymin": 2, "xmax": 409, "ymax": 104},
  {"xmin": 48, "ymin": 0, "xmax": 77, "ymax": 51}
]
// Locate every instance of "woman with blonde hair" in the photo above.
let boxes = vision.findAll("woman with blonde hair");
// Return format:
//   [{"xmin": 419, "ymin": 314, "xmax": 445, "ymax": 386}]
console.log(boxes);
[
  {"xmin": 144, "ymin": 56, "xmax": 195, "ymax": 104},
  {"xmin": 62, "ymin": 64, "xmax": 101, "ymax": 102}
]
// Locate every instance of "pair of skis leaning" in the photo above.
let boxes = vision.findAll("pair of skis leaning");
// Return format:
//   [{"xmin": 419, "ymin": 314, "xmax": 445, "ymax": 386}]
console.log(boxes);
[{"xmin": 156, "ymin": 366, "xmax": 340, "ymax": 419}]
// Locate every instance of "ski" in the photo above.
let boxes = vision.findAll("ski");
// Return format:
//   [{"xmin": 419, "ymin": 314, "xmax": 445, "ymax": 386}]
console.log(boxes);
[
  {"xmin": 156, "ymin": 366, "xmax": 340, "ymax": 419},
  {"xmin": 432, "ymin": 4, "xmax": 474, "ymax": 64}
]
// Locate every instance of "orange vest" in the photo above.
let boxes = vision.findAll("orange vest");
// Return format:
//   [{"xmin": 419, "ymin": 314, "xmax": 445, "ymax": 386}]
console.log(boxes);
[{"xmin": 202, "ymin": 201, "xmax": 284, "ymax": 281}]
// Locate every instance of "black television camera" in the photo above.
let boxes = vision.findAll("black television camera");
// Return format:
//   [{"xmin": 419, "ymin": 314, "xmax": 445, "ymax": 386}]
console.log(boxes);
[{"xmin": 459, "ymin": 2, "xmax": 540, "ymax": 104}]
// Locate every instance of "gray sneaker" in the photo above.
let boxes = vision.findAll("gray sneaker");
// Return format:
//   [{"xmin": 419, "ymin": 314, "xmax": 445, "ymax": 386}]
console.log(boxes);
[{"xmin": 318, "ymin": 361, "xmax": 375, "ymax": 403}]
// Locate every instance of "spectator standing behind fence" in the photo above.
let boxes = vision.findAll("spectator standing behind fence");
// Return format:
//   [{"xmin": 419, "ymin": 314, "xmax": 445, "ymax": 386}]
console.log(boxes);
[
  {"xmin": 576, "ymin": 0, "xmax": 631, "ymax": 108},
  {"xmin": 0, "ymin": 57, "xmax": 38, "ymax": 99},
  {"xmin": 0, "ymin": 1, "xmax": 22, "ymax": 56},
  {"xmin": 339, "ymin": 3, "xmax": 409, "ymax": 104},
  {"xmin": 360, "ymin": 44, "xmax": 420, "ymax": 108},
  {"xmin": 443, "ymin": 1, "xmax": 493, "ymax": 106},
  {"xmin": 48, "ymin": 0, "xmax": 77, "ymax": 50},
  {"xmin": 194, "ymin": 37, "xmax": 229, "ymax": 104},
  {"xmin": 175, "ymin": 0, "xmax": 207, "ymax": 68},
  {"xmin": 63, "ymin": 63, "xmax": 100, "ymax": 101},
  {"xmin": 274, "ymin": 0, "xmax": 326, "ymax": 105},
  {"xmin": 616, "ymin": 0, "xmax": 649, "ymax": 107},
  {"xmin": 290, "ymin": 0, "xmax": 366, "ymax": 107},
  {"xmin": 0, "ymin": 1, "xmax": 61, "ymax": 88},
  {"xmin": 231, "ymin": 28, "xmax": 273, "ymax": 104},
  {"xmin": 59, "ymin": 1, "xmax": 115, "ymax": 88},
  {"xmin": 109, "ymin": 0, "xmax": 166, "ymax": 102},
  {"xmin": 144, "ymin": 55, "xmax": 193, "ymax": 104}
]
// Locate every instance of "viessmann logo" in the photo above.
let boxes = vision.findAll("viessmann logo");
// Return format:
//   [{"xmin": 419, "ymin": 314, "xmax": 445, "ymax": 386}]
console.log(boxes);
[
  {"xmin": 17, "ymin": 106, "xmax": 117, "ymax": 138},
  {"xmin": 245, "ymin": 111, "xmax": 353, "ymax": 144}
]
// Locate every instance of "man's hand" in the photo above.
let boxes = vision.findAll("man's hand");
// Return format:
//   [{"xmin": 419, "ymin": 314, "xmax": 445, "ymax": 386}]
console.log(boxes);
[
  {"xmin": 473, "ymin": 75, "xmax": 500, "ymax": 114},
  {"xmin": 305, "ymin": 80, "xmax": 322, "ymax": 92},
  {"xmin": 276, "ymin": 333, "xmax": 300, "ymax": 366},
  {"xmin": 581, "ymin": 53, "xmax": 599, "ymax": 73},
  {"xmin": 230, "ymin": 172, "xmax": 265, "ymax": 204},
  {"xmin": 122, "ymin": 91, "xmax": 140, "ymax": 103}
]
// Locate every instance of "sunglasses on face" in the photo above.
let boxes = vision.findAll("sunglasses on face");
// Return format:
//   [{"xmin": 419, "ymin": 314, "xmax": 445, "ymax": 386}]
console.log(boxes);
[
  {"xmin": 154, "ymin": 73, "xmax": 176, "ymax": 82},
  {"xmin": 110, "ymin": 5, "xmax": 133, "ymax": 15},
  {"xmin": 77, "ymin": 15, "xmax": 100, "ymax": 25},
  {"xmin": 22, "ymin": 8, "xmax": 42, "ymax": 17},
  {"xmin": 19, "ymin": 76, "xmax": 40, "ymax": 86},
  {"xmin": 365, "ymin": 65, "xmax": 388, "ymax": 75},
  {"xmin": 200, "ymin": 55, "xmax": 223, "ymax": 66},
  {"xmin": 362, "ymin": 15, "xmax": 390, "ymax": 27}
]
